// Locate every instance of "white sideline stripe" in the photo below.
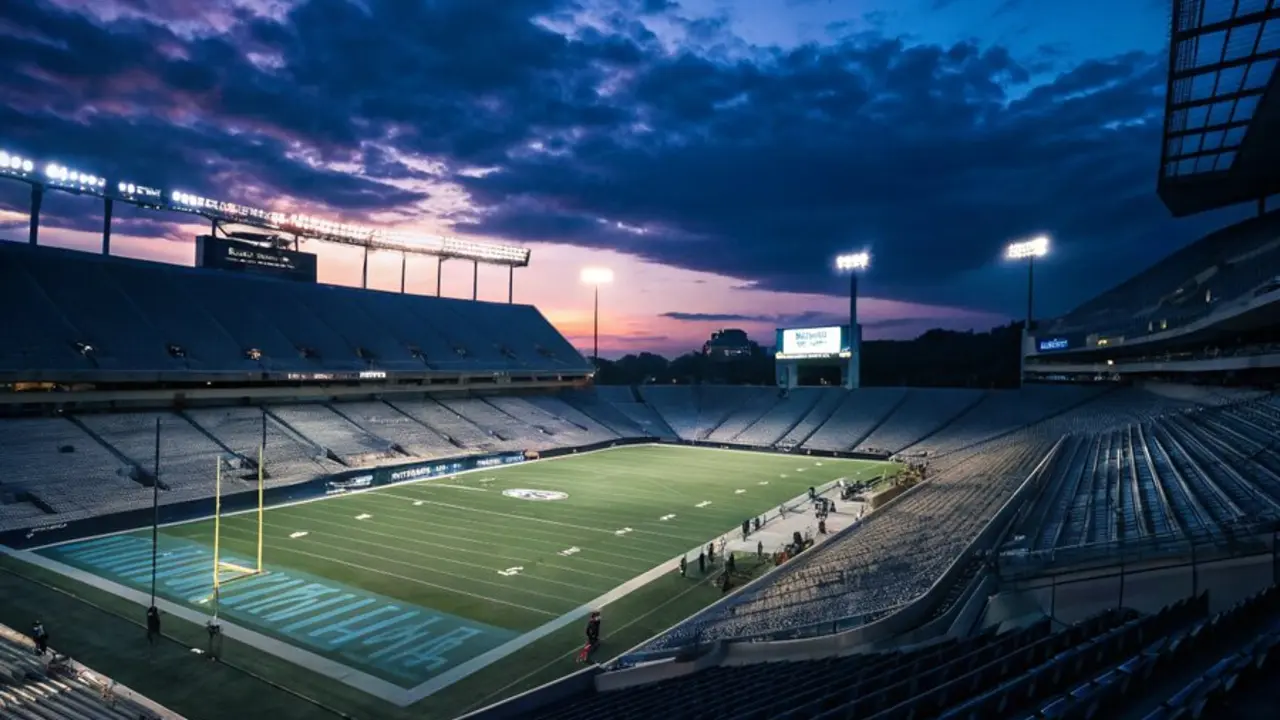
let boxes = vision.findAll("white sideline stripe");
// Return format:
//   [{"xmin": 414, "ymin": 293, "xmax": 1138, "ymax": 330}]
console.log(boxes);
[
  {"xmin": 3, "ymin": 546, "xmax": 415, "ymax": 705},
  {"xmin": 15, "ymin": 443, "xmax": 893, "ymax": 706},
  {"xmin": 399, "ymin": 478, "xmax": 843, "ymax": 703},
  {"xmin": 30, "ymin": 442, "xmax": 760, "ymax": 550},
  {"xmin": 401, "ymin": 542, "xmax": 681, "ymax": 702}
]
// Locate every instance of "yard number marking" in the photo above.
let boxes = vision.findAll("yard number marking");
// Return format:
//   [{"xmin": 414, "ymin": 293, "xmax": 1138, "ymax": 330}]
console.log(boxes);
[
  {"xmin": 498, "ymin": 566, "xmax": 524, "ymax": 576},
  {"xmin": 614, "ymin": 527, "xmax": 634, "ymax": 536},
  {"xmin": 559, "ymin": 547, "xmax": 581, "ymax": 556},
  {"xmin": 695, "ymin": 501, "xmax": 713, "ymax": 508},
  {"xmin": 660, "ymin": 514, "xmax": 677, "ymax": 521}
]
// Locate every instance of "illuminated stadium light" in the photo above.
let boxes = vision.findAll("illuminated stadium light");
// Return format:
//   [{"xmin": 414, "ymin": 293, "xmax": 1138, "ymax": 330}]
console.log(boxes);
[
  {"xmin": 580, "ymin": 267, "xmax": 614, "ymax": 285},
  {"xmin": 835, "ymin": 252, "xmax": 870, "ymax": 271},
  {"xmin": 443, "ymin": 236, "xmax": 531, "ymax": 265},
  {"xmin": 1006, "ymin": 235, "xmax": 1049, "ymax": 260},
  {"xmin": 0, "ymin": 142, "xmax": 532, "ymax": 267},
  {"xmin": 44, "ymin": 162, "xmax": 106, "ymax": 191},
  {"xmin": 0, "ymin": 150, "xmax": 35, "ymax": 176}
]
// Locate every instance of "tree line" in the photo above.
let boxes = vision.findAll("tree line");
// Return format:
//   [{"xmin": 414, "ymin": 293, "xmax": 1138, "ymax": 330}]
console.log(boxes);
[{"xmin": 592, "ymin": 322, "xmax": 1024, "ymax": 389}]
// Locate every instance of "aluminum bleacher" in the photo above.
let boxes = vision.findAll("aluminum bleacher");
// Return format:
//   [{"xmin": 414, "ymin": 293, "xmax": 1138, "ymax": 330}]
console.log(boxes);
[
  {"xmin": 1042, "ymin": 211, "xmax": 1280, "ymax": 339},
  {"xmin": 0, "ymin": 241, "xmax": 589, "ymax": 379},
  {"xmin": 0, "ymin": 418, "xmax": 145, "ymax": 522},
  {"xmin": 706, "ymin": 389, "xmax": 782, "ymax": 442},
  {"xmin": 732, "ymin": 387, "xmax": 829, "ymax": 447},
  {"xmin": 647, "ymin": 433, "xmax": 1053, "ymax": 649},
  {"xmin": 1016, "ymin": 395, "xmax": 1280, "ymax": 560},
  {"xmin": 802, "ymin": 388, "xmax": 907, "ymax": 452},
  {"xmin": 855, "ymin": 388, "xmax": 985, "ymax": 455}
]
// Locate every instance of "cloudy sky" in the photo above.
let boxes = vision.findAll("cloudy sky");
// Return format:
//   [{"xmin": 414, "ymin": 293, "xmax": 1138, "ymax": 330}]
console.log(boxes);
[{"xmin": 0, "ymin": 0, "xmax": 1249, "ymax": 356}]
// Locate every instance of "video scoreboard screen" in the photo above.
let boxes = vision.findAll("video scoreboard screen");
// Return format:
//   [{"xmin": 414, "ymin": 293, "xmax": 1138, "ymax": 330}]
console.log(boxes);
[{"xmin": 775, "ymin": 326, "xmax": 852, "ymax": 360}]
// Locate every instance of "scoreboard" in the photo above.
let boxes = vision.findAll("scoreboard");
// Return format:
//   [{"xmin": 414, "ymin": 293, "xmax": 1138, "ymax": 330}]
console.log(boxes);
[{"xmin": 775, "ymin": 326, "xmax": 852, "ymax": 360}]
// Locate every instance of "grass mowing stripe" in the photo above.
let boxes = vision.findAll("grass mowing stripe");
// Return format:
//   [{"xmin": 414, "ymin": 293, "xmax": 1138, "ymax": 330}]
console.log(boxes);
[
  {"xmin": 249, "ymin": 518, "xmax": 617, "ymax": 595},
  {"xmin": 270, "ymin": 494, "xmax": 667, "ymax": 569},
  {"xmin": 239, "ymin": 497, "xmax": 668, "ymax": 569},
  {"xmin": 250, "ymin": 507, "xmax": 639, "ymax": 584},
  {"xmin": 214, "ymin": 522, "xmax": 590, "ymax": 608},
  {"xmin": 208, "ymin": 525, "xmax": 565, "ymax": 617},
  {"xmin": 340, "ymin": 491, "xmax": 701, "ymax": 556},
  {"xmin": 384, "ymin": 495, "xmax": 708, "ymax": 548}
]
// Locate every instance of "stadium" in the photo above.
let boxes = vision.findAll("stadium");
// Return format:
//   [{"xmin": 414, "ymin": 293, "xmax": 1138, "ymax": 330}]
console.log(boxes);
[{"xmin": 1, "ymin": 3, "xmax": 1279, "ymax": 719}]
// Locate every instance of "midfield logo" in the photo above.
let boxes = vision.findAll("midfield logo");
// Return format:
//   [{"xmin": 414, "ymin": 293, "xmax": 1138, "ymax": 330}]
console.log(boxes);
[{"xmin": 502, "ymin": 488, "xmax": 569, "ymax": 501}]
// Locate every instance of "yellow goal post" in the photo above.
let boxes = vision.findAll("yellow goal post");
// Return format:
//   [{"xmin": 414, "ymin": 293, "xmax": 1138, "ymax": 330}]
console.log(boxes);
[{"xmin": 205, "ymin": 446, "xmax": 267, "ymax": 615}]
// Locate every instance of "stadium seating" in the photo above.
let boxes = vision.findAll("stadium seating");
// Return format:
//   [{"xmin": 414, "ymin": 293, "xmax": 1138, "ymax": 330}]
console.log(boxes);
[
  {"xmin": 0, "ymin": 242, "xmax": 589, "ymax": 377},
  {"xmin": 905, "ymin": 385, "xmax": 1104, "ymax": 457},
  {"xmin": 646, "ymin": 433, "xmax": 1055, "ymax": 648},
  {"xmin": 731, "ymin": 387, "xmax": 830, "ymax": 447},
  {"xmin": 526, "ymin": 597, "xmax": 1225, "ymax": 720},
  {"xmin": 0, "ymin": 625, "xmax": 163, "ymax": 719},
  {"xmin": 0, "ymin": 417, "xmax": 150, "ymax": 523},
  {"xmin": 1016, "ymin": 395, "xmax": 1280, "ymax": 559},
  {"xmin": 1042, "ymin": 210, "xmax": 1280, "ymax": 339},
  {"xmin": 638, "ymin": 386, "xmax": 700, "ymax": 438},
  {"xmin": 802, "ymin": 388, "xmax": 908, "ymax": 452},
  {"xmin": 854, "ymin": 388, "xmax": 984, "ymax": 455},
  {"xmin": 705, "ymin": 388, "xmax": 783, "ymax": 442},
  {"xmin": 558, "ymin": 389, "xmax": 659, "ymax": 437},
  {"xmin": 775, "ymin": 389, "xmax": 851, "ymax": 448}
]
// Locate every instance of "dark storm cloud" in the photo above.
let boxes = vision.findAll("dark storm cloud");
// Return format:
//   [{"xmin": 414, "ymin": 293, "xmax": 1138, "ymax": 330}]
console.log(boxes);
[
  {"xmin": 0, "ymin": 0, "xmax": 1225, "ymax": 319},
  {"xmin": 453, "ymin": 34, "xmax": 1228, "ymax": 317},
  {"xmin": 660, "ymin": 311, "xmax": 944, "ymax": 331},
  {"xmin": 0, "ymin": 0, "xmax": 421, "ymax": 212}
]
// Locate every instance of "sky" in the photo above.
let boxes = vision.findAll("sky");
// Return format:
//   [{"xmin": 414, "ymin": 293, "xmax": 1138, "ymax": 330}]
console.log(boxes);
[{"xmin": 0, "ymin": 0, "xmax": 1252, "ymax": 357}]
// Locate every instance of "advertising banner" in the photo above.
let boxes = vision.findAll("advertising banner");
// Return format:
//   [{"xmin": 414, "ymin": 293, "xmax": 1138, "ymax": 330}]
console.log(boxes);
[{"xmin": 196, "ymin": 235, "xmax": 318, "ymax": 283}]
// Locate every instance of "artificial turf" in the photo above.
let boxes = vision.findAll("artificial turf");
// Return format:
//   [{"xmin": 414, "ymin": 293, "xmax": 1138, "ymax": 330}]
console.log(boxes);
[{"xmin": 11, "ymin": 444, "xmax": 893, "ymax": 718}]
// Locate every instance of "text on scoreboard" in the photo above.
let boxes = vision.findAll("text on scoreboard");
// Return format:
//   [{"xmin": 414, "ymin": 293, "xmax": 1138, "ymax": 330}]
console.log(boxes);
[{"xmin": 775, "ymin": 326, "xmax": 852, "ymax": 360}]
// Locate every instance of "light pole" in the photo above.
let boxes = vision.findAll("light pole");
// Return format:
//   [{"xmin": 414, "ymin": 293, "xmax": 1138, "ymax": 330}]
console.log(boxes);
[
  {"xmin": 835, "ymin": 252, "xmax": 870, "ymax": 389},
  {"xmin": 580, "ymin": 267, "xmax": 613, "ymax": 368},
  {"xmin": 1005, "ymin": 236, "xmax": 1050, "ymax": 387}
]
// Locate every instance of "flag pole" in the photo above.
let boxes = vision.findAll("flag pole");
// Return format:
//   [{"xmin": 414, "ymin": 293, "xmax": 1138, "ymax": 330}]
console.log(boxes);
[{"xmin": 150, "ymin": 416, "xmax": 160, "ymax": 605}]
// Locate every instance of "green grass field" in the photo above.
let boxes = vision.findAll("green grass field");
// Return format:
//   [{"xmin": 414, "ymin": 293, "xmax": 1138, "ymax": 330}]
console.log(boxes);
[{"xmin": 6, "ymin": 445, "xmax": 893, "ymax": 719}]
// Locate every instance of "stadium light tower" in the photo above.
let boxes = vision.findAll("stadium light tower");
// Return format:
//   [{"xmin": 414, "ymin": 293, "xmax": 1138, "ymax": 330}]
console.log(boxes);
[
  {"xmin": 1006, "ymin": 236, "xmax": 1049, "ymax": 389},
  {"xmin": 835, "ymin": 252, "xmax": 870, "ymax": 390},
  {"xmin": 1005, "ymin": 236, "xmax": 1049, "ymax": 329},
  {"xmin": 580, "ymin": 267, "xmax": 614, "ymax": 368},
  {"xmin": 835, "ymin": 251, "xmax": 870, "ymax": 329}
]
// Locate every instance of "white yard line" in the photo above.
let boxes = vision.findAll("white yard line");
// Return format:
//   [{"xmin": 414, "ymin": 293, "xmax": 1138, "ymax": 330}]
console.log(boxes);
[
  {"xmin": 9, "ymin": 444, "xmax": 891, "ymax": 707},
  {"xmin": 397, "ymin": 480, "xmax": 829, "ymax": 703}
]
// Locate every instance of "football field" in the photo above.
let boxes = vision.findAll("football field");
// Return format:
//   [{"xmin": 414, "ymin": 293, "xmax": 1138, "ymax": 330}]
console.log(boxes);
[{"xmin": 25, "ymin": 444, "xmax": 893, "ymax": 714}]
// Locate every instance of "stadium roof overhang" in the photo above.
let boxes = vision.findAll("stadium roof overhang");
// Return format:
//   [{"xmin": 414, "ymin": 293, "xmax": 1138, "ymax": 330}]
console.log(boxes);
[
  {"xmin": 1158, "ymin": 0, "xmax": 1280, "ymax": 217},
  {"xmin": 0, "ymin": 146, "xmax": 531, "ymax": 267}
]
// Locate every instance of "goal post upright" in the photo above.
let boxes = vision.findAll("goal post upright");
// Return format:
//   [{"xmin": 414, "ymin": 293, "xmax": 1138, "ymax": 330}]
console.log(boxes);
[
  {"xmin": 256, "ymin": 441, "xmax": 264, "ymax": 574},
  {"xmin": 212, "ymin": 456, "xmax": 223, "ymax": 617}
]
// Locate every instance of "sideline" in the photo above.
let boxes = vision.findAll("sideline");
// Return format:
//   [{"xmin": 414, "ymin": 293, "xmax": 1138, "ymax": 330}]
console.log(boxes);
[{"xmin": 9, "ymin": 446, "xmax": 892, "ymax": 705}]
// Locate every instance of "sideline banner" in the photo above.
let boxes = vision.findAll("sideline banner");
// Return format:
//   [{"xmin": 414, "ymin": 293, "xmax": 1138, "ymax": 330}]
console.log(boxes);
[
  {"xmin": 0, "ymin": 450, "xmax": 527, "ymax": 550},
  {"xmin": 0, "ymin": 436, "xmax": 881, "ymax": 550}
]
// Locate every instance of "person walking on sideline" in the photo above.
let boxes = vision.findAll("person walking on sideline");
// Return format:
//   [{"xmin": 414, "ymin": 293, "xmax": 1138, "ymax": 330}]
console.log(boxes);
[
  {"xmin": 146, "ymin": 606, "xmax": 162, "ymax": 645},
  {"xmin": 32, "ymin": 620, "xmax": 49, "ymax": 655}
]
